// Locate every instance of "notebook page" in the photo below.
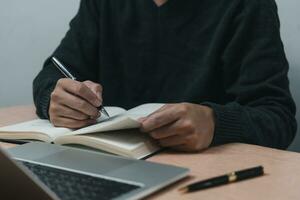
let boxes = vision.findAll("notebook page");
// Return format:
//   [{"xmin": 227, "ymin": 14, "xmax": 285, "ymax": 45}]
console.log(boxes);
[
  {"xmin": 126, "ymin": 103, "xmax": 165, "ymax": 120},
  {"xmin": 55, "ymin": 130, "xmax": 160, "ymax": 159},
  {"xmin": 0, "ymin": 119, "xmax": 70, "ymax": 140},
  {"xmin": 69, "ymin": 116, "xmax": 140, "ymax": 136},
  {"xmin": 67, "ymin": 104, "xmax": 164, "ymax": 136},
  {"xmin": 0, "ymin": 107, "xmax": 127, "ymax": 140}
]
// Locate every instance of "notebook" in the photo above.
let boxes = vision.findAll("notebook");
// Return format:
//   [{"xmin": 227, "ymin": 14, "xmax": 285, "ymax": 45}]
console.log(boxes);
[{"xmin": 0, "ymin": 103, "xmax": 164, "ymax": 159}]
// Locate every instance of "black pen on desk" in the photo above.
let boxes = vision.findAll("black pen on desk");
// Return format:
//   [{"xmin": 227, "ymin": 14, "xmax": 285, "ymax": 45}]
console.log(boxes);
[
  {"xmin": 51, "ymin": 57, "xmax": 110, "ymax": 118},
  {"xmin": 179, "ymin": 166, "xmax": 264, "ymax": 193}
]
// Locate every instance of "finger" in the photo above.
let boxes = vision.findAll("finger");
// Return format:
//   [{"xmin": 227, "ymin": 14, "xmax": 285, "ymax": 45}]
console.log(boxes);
[
  {"xmin": 53, "ymin": 89, "xmax": 99, "ymax": 118},
  {"xmin": 172, "ymin": 137, "xmax": 203, "ymax": 152},
  {"xmin": 146, "ymin": 104, "xmax": 171, "ymax": 117},
  {"xmin": 83, "ymin": 81, "xmax": 103, "ymax": 102},
  {"xmin": 138, "ymin": 117, "xmax": 147, "ymax": 123},
  {"xmin": 138, "ymin": 105, "xmax": 171, "ymax": 123},
  {"xmin": 58, "ymin": 79, "xmax": 101, "ymax": 107},
  {"xmin": 140, "ymin": 105, "xmax": 182, "ymax": 132},
  {"xmin": 158, "ymin": 134, "xmax": 192, "ymax": 147},
  {"xmin": 52, "ymin": 117, "xmax": 96, "ymax": 129},
  {"xmin": 55, "ymin": 104, "xmax": 90, "ymax": 120},
  {"xmin": 148, "ymin": 120, "xmax": 184, "ymax": 139}
]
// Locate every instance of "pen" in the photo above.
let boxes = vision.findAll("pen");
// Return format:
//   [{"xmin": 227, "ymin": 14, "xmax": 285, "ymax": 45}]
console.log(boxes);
[
  {"xmin": 51, "ymin": 57, "xmax": 110, "ymax": 118},
  {"xmin": 179, "ymin": 165, "xmax": 264, "ymax": 193}
]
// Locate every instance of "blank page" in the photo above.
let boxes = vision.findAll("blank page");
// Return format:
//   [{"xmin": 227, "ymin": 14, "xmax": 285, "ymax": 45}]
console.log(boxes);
[
  {"xmin": 0, "ymin": 119, "xmax": 70, "ymax": 140},
  {"xmin": 126, "ymin": 103, "xmax": 164, "ymax": 120}
]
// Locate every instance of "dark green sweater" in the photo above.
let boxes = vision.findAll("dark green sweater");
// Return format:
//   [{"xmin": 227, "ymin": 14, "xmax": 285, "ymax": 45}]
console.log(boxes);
[{"xmin": 33, "ymin": 0, "xmax": 297, "ymax": 149}]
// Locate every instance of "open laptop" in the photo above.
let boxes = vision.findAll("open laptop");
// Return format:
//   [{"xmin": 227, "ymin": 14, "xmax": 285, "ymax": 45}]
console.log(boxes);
[{"xmin": 0, "ymin": 142, "xmax": 189, "ymax": 200}]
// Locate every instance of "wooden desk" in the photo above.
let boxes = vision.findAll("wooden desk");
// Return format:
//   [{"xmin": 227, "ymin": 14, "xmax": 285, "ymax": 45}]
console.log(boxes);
[{"xmin": 1, "ymin": 105, "xmax": 300, "ymax": 200}]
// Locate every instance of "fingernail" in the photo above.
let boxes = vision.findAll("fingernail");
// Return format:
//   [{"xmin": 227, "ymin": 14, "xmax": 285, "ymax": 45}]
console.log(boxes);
[{"xmin": 97, "ymin": 91, "xmax": 101, "ymax": 99}]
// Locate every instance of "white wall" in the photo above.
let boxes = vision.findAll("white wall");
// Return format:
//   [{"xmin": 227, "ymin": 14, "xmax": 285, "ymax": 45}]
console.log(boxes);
[
  {"xmin": 0, "ymin": 0, "xmax": 300, "ymax": 151},
  {"xmin": 0, "ymin": 0, "xmax": 80, "ymax": 107},
  {"xmin": 276, "ymin": 0, "xmax": 300, "ymax": 151}
]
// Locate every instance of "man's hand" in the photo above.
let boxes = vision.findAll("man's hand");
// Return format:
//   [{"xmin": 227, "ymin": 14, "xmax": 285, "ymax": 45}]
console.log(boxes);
[
  {"xmin": 139, "ymin": 103, "xmax": 215, "ymax": 152},
  {"xmin": 49, "ymin": 79, "xmax": 102, "ymax": 128}
]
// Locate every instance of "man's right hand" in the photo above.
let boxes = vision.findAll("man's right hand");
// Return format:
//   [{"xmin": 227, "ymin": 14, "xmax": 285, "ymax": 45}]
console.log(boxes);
[{"xmin": 49, "ymin": 78, "xmax": 103, "ymax": 128}]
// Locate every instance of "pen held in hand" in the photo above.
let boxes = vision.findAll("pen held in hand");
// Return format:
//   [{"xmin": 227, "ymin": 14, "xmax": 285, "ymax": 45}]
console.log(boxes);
[
  {"xmin": 97, "ymin": 106, "xmax": 110, "ymax": 118},
  {"xmin": 179, "ymin": 166, "xmax": 264, "ymax": 193},
  {"xmin": 51, "ymin": 56, "xmax": 110, "ymax": 118}
]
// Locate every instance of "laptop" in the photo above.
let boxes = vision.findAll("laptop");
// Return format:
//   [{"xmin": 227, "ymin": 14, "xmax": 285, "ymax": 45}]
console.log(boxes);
[{"xmin": 0, "ymin": 142, "xmax": 189, "ymax": 200}]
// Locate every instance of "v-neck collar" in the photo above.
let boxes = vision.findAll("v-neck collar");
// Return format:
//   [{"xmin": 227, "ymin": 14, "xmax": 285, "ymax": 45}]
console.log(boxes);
[
  {"xmin": 148, "ymin": 0, "xmax": 178, "ymax": 11},
  {"xmin": 141, "ymin": 0, "xmax": 195, "ymax": 31},
  {"xmin": 148, "ymin": 0, "xmax": 193, "ymax": 17},
  {"xmin": 151, "ymin": 0, "xmax": 171, "ymax": 9}
]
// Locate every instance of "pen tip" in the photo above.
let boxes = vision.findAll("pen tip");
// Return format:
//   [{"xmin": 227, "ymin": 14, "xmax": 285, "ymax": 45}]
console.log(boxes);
[{"xmin": 103, "ymin": 110, "xmax": 110, "ymax": 118}]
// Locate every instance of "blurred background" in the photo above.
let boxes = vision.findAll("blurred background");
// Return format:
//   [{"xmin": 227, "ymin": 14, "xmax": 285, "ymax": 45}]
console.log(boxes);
[
  {"xmin": 0, "ymin": 0, "xmax": 80, "ymax": 107},
  {"xmin": 0, "ymin": 0, "xmax": 300, "ymax": 151}
]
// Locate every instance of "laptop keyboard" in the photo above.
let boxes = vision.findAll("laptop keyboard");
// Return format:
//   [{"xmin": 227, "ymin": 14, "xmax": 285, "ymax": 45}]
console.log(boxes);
[{"xmin": 19, "ymin": 161, "xmax": 141, "ymax": 200}]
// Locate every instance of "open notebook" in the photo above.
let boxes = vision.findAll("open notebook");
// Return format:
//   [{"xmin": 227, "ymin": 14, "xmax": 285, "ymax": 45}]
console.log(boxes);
[{"xmin": 0, "ymin": 103, "xmax": 164, "ymax": 159}]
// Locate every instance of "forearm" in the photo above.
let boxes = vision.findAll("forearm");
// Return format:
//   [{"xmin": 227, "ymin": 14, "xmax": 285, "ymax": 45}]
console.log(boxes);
[
  {"xmin": 206, "ymin": 101, "xmax": 296, "ymax": 149},
  {"xmin": 33, "ymin": 63, "xmax": 61, "ymax": 119},
  {"xmin": 208, "ymin": 0, "xmax": 297, "ymax": 149}
]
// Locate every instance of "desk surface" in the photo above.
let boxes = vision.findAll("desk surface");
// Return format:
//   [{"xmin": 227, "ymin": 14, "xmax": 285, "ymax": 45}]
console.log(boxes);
[{"xmin": 1, "ymin": 105, "xmax": 300, "ymax": 200}]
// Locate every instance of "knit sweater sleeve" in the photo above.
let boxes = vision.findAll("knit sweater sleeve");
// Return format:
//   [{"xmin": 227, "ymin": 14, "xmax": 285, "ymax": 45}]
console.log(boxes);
[
  {"xmin": 205, "ymin": 0, "xmax": 297, "ymax": 149},
  {"xmin": 33, "ymin": 0, "xmax": 100, "ymax": 119}
]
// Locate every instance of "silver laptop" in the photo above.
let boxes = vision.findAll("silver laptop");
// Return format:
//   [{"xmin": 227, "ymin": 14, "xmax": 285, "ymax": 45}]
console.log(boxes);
[{"xmin": 0, "ymin": 142, "xmax": 189, "ymax": 200}]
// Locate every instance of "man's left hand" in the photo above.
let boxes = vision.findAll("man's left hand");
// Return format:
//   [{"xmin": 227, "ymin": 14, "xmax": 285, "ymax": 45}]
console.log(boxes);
[{"xmin": 139, "ymin": 103, "xmax": 215, "ymax": 152}]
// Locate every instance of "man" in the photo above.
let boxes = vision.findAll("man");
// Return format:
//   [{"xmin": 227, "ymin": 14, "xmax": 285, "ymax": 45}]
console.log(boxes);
[{"xmin": 33, "ymin": 0, "xmax": 297, "ymax": 152}]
